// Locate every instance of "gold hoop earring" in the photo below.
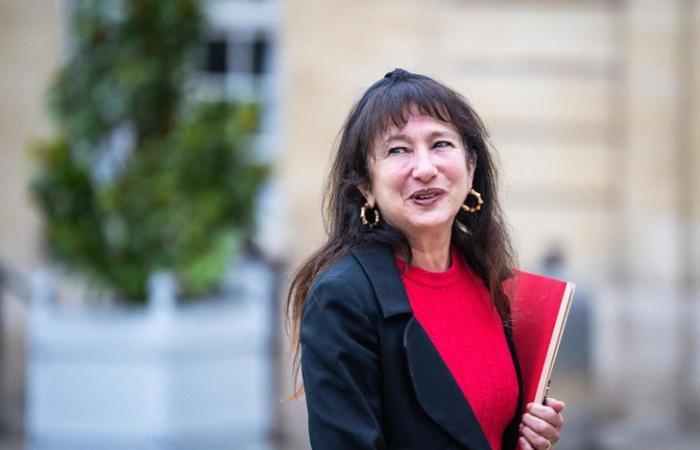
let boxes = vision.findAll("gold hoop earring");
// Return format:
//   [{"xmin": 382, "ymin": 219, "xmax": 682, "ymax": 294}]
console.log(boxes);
[
  {"xmin": 360, "ymin": 203, "xmax": 380, "ymax": 228},
  {"xmin": 461, "ymin": 188, "xmax": 484, "ymax": 213}
]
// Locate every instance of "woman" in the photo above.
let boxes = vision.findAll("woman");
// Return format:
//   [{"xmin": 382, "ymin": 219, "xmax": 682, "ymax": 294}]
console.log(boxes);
[{"xmin": 286, "ymin": 69, "xmax": 565, "ymax": 450}]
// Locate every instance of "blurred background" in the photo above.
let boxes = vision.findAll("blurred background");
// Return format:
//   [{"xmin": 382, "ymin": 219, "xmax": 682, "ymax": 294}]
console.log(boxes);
[{"xmin": 1, "ymin": 0, "xmax": 699, "ymax": 449}]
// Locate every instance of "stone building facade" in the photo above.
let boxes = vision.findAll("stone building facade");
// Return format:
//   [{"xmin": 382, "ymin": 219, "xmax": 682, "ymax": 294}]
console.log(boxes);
[{"xmin": 1, "ymin": 1, "xmax": 699, "ymax": 449}]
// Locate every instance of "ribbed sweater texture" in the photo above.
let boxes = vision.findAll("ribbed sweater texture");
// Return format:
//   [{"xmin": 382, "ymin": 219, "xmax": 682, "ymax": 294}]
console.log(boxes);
[{"xmin": 396, "ymin": 248, "xmax": 519, "ymax": 450}]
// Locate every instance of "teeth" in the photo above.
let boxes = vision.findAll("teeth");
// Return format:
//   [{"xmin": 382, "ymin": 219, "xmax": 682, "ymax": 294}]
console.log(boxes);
[{"xmin": 415, "ymin": 193, "xmax": 436, "ymax": 199}]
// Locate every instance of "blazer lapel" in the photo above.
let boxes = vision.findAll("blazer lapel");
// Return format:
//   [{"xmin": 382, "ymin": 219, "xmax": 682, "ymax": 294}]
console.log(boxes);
[
  {"xmin": 404, "ymin": 316, "xmax": 492, "ymax": 450},
  {"xmin": 351, "ymin": 243, "xmax": 413, "ymax": 318}
]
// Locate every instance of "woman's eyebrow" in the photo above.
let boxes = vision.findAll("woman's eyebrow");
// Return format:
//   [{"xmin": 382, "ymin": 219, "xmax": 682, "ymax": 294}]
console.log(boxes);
[
  {"xmin": 428, "ymin": 130, "xmax": 458, "ymax": 139},
  {"xmin": 382, "ymin": 128, "xmax": 459, "ymax": 148},
  {"xmin": 384, "ymin": 133, "xmax": 411, "ymax": 144},
  {"xmin": 384, "ymin": 129, "xmax": 456, "ymax": 144}
]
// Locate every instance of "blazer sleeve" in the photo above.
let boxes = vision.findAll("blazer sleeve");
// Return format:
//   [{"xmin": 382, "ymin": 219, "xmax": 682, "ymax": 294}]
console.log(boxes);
[{"xmin": 301, "ymin": 274, "xmax": 386, "ymax": 450}]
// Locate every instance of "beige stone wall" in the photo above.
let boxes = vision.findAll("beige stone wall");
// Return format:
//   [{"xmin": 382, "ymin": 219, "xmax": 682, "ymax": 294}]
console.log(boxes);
[
  {"xmin": 595, "ymin": 0, "xmax": 700, "ymax": 425},
  {"xmin": 0, "ymin": 1, "xmax": 60, "ymax": 271},
  {"xmin": 620, "ymin": 0, "xmax": 684, "ymax": 285},
  {"xmin": 689, "ymin": 0, "xmax": 700, "ymax": 286}
]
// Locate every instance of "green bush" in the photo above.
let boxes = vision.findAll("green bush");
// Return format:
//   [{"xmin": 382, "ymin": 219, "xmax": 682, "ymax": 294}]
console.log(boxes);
[{"xmin": 30, "ymin": 0, "xmax": 269, "ymax": 302}]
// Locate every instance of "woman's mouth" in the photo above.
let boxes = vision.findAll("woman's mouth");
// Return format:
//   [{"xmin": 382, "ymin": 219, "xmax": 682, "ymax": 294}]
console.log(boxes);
[{"xmin": 409, "ymin": 188, "xmax": 445, "ymax": 206}]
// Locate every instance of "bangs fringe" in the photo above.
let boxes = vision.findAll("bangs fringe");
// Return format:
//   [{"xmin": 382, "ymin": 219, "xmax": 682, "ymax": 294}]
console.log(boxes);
[{"xmin": 360, "ymin": 79, "xmax": 457, "ymax": 151}]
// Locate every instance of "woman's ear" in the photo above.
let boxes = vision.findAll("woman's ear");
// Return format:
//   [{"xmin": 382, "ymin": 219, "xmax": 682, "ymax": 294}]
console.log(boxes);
[{"xmin": 357, "ymin": 184, "xmax": 375, "ymax": 208}]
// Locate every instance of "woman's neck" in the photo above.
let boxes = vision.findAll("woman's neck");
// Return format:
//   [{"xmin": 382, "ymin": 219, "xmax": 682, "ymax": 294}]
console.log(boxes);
[{"xmin": 406, "ymin": 232, "xmax": 452, "ymax": 272}]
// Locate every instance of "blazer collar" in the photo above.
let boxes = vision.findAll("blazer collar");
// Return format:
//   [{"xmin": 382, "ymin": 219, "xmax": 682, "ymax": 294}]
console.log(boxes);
[{"xmin": 351, "ymin": 243, "xmax": 412, "ymax": 318}]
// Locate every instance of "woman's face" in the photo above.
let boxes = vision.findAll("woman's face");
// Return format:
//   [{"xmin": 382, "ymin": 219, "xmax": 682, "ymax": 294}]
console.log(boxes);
[{"xmin": 360, "ymin": 113, "xmax": 476, "ymax": 243}]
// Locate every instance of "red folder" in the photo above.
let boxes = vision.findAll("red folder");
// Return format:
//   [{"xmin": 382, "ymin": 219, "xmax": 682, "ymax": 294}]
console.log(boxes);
[{"xmin": 507, "ymin": 270, "xmax": 575, "ymax": 410}]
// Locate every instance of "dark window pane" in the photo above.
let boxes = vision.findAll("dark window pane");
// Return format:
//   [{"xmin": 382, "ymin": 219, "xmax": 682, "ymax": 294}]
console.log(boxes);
[
  {"xmin": 206, "ymin": 40, "xmax": 228, "ymax": 73},
  {"xmin": 252, "ymin": 36, "xmax": 268, "ymax": 75}
]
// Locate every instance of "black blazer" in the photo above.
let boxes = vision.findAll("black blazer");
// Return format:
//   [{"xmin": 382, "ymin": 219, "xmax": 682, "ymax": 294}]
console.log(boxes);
[{"xmin": 301, "ymin": 243, "xmax": 524, "ymax": 450}]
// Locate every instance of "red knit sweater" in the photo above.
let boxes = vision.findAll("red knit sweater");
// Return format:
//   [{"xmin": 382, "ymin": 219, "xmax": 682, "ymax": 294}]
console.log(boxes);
[{"xmin": 397, "ymin": 248, "xmax": 519, "ymax": 450}]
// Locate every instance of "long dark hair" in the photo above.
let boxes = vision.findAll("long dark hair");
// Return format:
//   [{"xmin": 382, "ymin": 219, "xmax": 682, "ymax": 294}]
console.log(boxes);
[{"xmin": 285, "ymin": 69, "xmax": 517, "ymax": 399}]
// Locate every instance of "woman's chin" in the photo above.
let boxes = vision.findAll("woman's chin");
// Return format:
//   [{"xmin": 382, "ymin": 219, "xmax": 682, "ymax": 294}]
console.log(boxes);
[{"xmin": 405, "ymin": 217, "xmax": 454, "ymax": 237}]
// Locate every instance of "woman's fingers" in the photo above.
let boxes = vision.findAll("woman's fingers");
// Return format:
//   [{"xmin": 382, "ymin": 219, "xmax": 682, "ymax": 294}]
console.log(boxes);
[
  {"xmin": 544, "ymin": 397, "xmax": 566, "ymax": 413},
  {"xmin": 519, "ymin": 398, "xmax": 565, "ymax": 449},
  {"xmin": 526, "ymin": 402, "xmax": 564, "ymax": 429},
  {"xmin": 521, "ymin": 412, "xmax": 560, "ymax": 443},
  {"xmin": 519, "ymin": 436, "xmax": 536, "ymax": 450},
  {"xmin": 519, "ymin": 425, "xmax": 552, "ymax": 450}
]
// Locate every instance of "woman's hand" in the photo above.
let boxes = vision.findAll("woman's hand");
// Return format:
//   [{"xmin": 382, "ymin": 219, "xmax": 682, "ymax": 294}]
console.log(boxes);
[{"xmin": 518, "ymin": 397, "xmax": 565, "ymax": 450}]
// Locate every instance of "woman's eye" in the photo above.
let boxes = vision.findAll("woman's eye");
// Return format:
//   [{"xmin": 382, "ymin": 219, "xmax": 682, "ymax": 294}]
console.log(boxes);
[
  {"xmin": 434, "ymin": 140, "xmax": 453, "ymax": 149},
  {"xmin": 387, "ymin": 146, "xmax": 407, "ymax": 155}
]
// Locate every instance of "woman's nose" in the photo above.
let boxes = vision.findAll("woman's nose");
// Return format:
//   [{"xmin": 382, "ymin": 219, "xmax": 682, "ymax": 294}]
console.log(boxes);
[{"xmin": 411, "ymin": 148, "xmax": 438, "ymax": 181}]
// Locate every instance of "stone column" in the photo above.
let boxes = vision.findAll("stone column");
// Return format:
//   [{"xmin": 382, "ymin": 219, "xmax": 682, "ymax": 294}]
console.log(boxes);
[
  {"xmin": 617, "ymin": 0, "xmax": 699, "ymax": 430},
  {"xmin": 675, "ymin": 0, "xmax": 700, "ymax": 429},
  {"xmin": 0, "ymin": 0, "xmax": 61, "ymax": 434}
]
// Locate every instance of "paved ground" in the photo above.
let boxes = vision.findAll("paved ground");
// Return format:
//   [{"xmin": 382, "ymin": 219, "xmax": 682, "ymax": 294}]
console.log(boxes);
[
  {"xmin": 3, "ymin": 373, "xmax": 697, "ymax": 450},
  {"xmin": 3, "ymin": 430, "xmax": 699, "ymax": 450}
]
